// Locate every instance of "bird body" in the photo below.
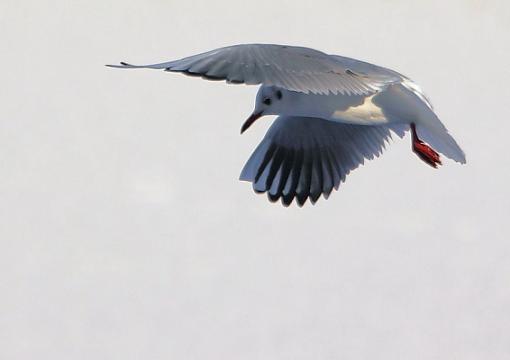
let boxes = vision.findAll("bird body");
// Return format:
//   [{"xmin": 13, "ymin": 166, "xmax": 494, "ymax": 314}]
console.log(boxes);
[
  {"xmin": 257, "ymin": 83, "xmax": 416, "ymax": 126},
  {"xmin": 107, "ymin": 43, "xmax": 465, "ymax": 206}
]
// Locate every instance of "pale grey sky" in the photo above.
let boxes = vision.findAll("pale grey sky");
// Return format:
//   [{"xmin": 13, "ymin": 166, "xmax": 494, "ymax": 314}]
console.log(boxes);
[{"xmin": 1, "ymin": 0, "xmax": 509, "ymax": 359}]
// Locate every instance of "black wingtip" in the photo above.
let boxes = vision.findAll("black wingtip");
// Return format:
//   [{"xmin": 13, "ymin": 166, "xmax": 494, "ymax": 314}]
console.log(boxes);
[
  {"xmin": 105, "ymin": 62, "xmax": 128, "ymax": 68},
  {"xmin": 105, "ymin": 62, "xmax": 135, "ymax": 69}
]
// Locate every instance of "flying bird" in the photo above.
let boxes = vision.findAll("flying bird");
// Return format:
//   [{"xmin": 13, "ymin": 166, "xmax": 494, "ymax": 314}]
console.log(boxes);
[{"xmin": 107, "ymin": 44, "xmax": 465, "ymax": 206}]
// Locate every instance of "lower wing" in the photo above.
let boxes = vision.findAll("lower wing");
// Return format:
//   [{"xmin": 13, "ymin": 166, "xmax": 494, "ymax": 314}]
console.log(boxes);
[{"xmin": 240, "ymin": 116, "xmax": 405, "ymax": 206}]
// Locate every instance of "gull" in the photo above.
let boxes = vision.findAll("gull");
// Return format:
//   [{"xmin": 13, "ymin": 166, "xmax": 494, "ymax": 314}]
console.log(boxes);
[{"xmin": 107, "ymin": 44, "xmax": 466, "ymax": 206}]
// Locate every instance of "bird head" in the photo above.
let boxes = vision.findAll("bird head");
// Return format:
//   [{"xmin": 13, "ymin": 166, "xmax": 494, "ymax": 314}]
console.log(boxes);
[{"xmin": 241, "ymin": 86, "xmax": 285, "ymax": 133}]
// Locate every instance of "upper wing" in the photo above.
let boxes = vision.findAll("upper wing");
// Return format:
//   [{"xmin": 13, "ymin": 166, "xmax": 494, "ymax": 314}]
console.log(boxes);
[
  {"xmin": 240, "ymin": 116, "xmax": 404, "ymax": 206},
  {"xmin": 107, "ymin": 44, "xmax": 401, "ymax": 95},
  {"xmin": 329, "ymin": 54, "xmax": 405, "ymax": 89}
]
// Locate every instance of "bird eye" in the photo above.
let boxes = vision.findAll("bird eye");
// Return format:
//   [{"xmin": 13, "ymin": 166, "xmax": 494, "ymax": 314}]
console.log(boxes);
[
  {"xmin": 276, "ymin": 90, "xmax": 282, "ymax": 100},
  {"xmin": 263, "ymin": 98, "xmax": 272, "ymax": 106}
]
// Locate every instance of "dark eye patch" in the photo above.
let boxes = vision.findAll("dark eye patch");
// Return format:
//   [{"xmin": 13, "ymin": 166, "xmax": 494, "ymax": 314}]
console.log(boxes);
[
  {"xmin": 263, "ymin": 98, "xmax": 272, "ymax": 106},
  {"xmin": 276, "ymin": 90, "xmax": 282, "ymax": 100}
]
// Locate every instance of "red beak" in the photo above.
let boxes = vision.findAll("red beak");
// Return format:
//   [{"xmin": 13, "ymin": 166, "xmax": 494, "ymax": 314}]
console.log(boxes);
[{"xmin": 240, "ymin": 112, "xmax": 263, "ymax": 134}]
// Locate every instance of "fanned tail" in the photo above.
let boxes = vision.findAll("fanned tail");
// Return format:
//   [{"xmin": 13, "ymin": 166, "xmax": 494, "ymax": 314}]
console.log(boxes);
[{"xmin": 415, "ymin": 118, "xmax": 466, "ymax": 164}]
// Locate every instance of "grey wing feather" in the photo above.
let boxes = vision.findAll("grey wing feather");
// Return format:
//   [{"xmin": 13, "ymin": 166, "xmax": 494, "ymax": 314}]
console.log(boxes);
[
  {"xmin": 106, "ymin": 44, "xmax": 402, "ymax": 95},
  {"xmin": 240, "ymin": 116, "xmax": 404, "ymax": 206},
  {"xmin": 329, "ymin": 55, "xmax": 404, "ymax": 85}
]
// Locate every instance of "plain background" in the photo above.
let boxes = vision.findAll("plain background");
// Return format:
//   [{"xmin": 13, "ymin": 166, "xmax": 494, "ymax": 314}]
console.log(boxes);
[{"xmin": 1, "ymin": 0, "xmax": 509, "ymax": 359}]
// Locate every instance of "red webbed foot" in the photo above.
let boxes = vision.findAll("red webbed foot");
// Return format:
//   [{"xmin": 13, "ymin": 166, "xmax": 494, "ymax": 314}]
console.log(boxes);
[
  {"xmin": 411, "ymin": 123, "xmax": 442, "ymax": 168},
  {"xmin": 413, "ymin": 140, "xmax": 442, "ymax": 168}
]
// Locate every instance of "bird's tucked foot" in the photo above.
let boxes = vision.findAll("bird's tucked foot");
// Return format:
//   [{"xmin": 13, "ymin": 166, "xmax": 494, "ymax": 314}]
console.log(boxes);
[
  {"xmin": 413, "ymin": 140, "xmax": 441, "ymax": 168},
  {"xmin": 410, "ymin": 123, "xmax": 441, "ymax": 168}
]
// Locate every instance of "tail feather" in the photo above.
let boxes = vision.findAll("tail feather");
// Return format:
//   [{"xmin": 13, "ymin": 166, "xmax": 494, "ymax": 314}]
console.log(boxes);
[{"xmin": 415, "ymin": 121, "xmax": 466, "ymax": 164}]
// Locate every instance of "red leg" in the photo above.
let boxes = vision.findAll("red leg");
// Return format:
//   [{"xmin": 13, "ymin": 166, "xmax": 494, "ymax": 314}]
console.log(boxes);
[{"xmin": 411, "ymin": 124, "xmax": 442, "ymax": 168}]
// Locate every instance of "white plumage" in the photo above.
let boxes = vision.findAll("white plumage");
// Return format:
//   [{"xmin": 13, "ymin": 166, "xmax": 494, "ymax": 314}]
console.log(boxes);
[{"xmin": 108, "ymin": 43, "xmax": 465, "ymax": 206}]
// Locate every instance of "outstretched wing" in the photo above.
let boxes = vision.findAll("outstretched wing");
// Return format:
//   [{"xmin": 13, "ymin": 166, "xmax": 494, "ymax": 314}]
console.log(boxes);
[
  {"xmin": 240, "ymin": 116, "xmax": 404, "ymax": 206},
  {"xmin": 107, "ymin": 44, "xmax": 401, "ymax": 95}
]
